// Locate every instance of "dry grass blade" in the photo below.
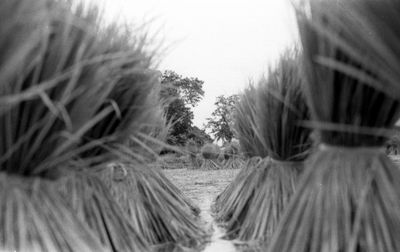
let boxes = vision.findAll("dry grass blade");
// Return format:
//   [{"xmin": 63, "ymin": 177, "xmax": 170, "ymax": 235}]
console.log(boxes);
[
  {"xmin": 0, "ymin": 173, "xmax": 105, "ymax": 252},
  {"xmin": 58, "ymin": 171, "xmax": 149, "ymax": 251},
  {"xmin": 99, "ymin": 163, "xmax": 206, "ymax": 249}
]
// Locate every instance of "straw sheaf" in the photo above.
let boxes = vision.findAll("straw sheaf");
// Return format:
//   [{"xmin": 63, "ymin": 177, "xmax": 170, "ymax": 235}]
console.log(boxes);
[
  {"xmin": 299, "ymin": 0, "xmax": 400, "ymax": 101},
  {"xmin": 100, "ymin": 163, "xmax": 206, "ymax": 249},
  {"xmin": 214, "ymin": 51, "xmax": 311, "ymax": 244},
  {"xmin": 235, "ymin": 86, "xmax": 268, "ymax": 158},
  {"xmin": 213, "ymin": 157, "xmax": 263, "ymax": 220},
  {"xmin": 255, "ymin": 53, "xmax": 311, "ymax": 161},
  {"xmin": 58, "ymin": 171, "xmax": 149, "ymax": 251},
  {"xmin": 214, "ymin": 158, "xmax": 269, "ymax": 225},
  {"xmin": 0, "ymin": 0, "xmax": 129, "ymax": 176},
  {"xmin": 235, "ymin": 161, "xmax": 302, "ymax": 243},
  {"xmin": 0, "ymin": 173, "xmax": 105, "ymax": 252},
  {"xmin": 78, "ymin": 51, "xmax": 161, "ymax": 161},
  {"xmin": 268, "ymin": 149, "xmax": 400, "ymax": 252},
  {"xmin": 199, "ymin": 159, "xmax": 221, "ymax": 170},
  {"xmin": 268, "ymin": 1, "xmax": 400, "ymax": 251},
  {"xmin": 130, "ymin": 103, "xmax": 171, "ymax": 162},
  {"xmin": 297, "ymin": 0, "xmax": 400, "ymax": 146}
]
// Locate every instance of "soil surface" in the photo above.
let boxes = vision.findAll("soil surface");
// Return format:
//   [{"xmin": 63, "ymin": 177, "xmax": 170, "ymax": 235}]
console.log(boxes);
[{"xmin": 163, "ymin": 169, "xmax": 240, "ymax": 252}]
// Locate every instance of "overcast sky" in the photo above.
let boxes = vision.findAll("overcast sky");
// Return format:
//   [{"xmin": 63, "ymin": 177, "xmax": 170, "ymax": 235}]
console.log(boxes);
[{"xmin": 89, "ymin": 0, "xmax": 298, "ymax": 128}]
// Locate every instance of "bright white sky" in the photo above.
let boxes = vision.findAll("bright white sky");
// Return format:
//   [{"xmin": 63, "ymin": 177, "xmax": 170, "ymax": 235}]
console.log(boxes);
[{"xmin": 87, "ymin": 0, "xmax": 298, "ymax": 128}]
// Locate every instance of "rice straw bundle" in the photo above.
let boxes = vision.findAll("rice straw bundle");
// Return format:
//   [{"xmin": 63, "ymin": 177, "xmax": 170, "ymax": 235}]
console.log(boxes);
[
  {"xmin": 214, "ymin": 156, "xmax": 264, "ymax": 215},
  {"xmin": 47, "ymin": 3, "xmax": 198, "ymax": 251},
  {"xmin": 0, "ymin": 173, "xmax": 105, "ymax": 252},
  {"xmin": 0, "ymin": 1, "xmax": 118, "ymax": 176},
  {"xmin": 214, "ymin": 153, "xmax": 264, "ymax": 217},
  {"xmin": 129, "ymin": 88, "xmax": 172, "ymax": 162},
  {"xmin": 200, "ymin": 143, "xmax": 221, "ymax": 170},
  {"xmin": 214, "ymin": 157, "xmax": 268, "ymax": 223},
  {"xmin": 218, "ymin": 150, "xmax": 226, "ymax": 165},
  {"xmin": 234, "ymin": 85, "xmax": 268, "ymax": 159},
  {"xmin": 58, "ymin": 171, "xmax": 148, "ymax": 251},
  {"xmin": 99, "ymin": 162, "xmax": 206, "ymax": 249},
  {"xmin": 268, "ymin": 1, "xmax": 400, "ymax": 251},
  {"xmin": 186, "ymin": 139, "xmax": 201, "ymax": 169},
  {"xmin": 223, "ymin": 142, "xmax": 245, "ymax": 169},
  {"xmin": 217, "ymin": 52, "xmax": 311, "ymax": 244},
  {"xmin": 0, "ymin": 0, "xmax": 136, "ymax": 250},
  {"xmin": 213, "ymin": 85, "xmax": 267, "ymax": 226},
  {"xmin": 78, "ymin": 32, "xmax": 160, "ymax": 163}
]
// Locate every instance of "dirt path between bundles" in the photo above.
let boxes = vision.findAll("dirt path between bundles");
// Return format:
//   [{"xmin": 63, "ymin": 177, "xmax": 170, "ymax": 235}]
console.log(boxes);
[{"xmin": 163, "ymin": 169, "xmax": 240, "ymax": 252}]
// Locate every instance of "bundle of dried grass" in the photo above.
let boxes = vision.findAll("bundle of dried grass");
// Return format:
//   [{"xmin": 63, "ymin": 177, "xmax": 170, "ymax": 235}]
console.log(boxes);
[
  {"xmin": 0, "ymin": 173, "xmax": 105, "ymax": 252},
  {"xmin": 77, "ymin": 25, "xmax": 160, "ymax": 163},
  {"xmin": 218, "ymin": 52, "xmax": 311, "ymax": 244},
  {"xmin": 234, "ymin": 85, "xmax": 268, "ymax": 159},
  {"xmin": 213, "ymin": 84, "xmax": 267, "ymax": 228},
  {"xmin": 268, "ymin": 1, "xmax": 400, "ymax": 251},
  {"xmin": 0, "ymin": 1, "xmax": 118, "ymax": 176},
  {"xmin": 99, "ymin": 162, "xmax": 206, "ymax": 249},
  {"xmin": 58, "ymin": 171, "xmax": 148, "ymax": 251},
  {"xmin": 214, "ymin": 157, "xmax": 267, "ymax": 223},
  {"xmin": 223, "ymin": 141, "xmax": 245, "ymax": 169},
  {"xmin": 48, "ymin": 3, "xmax": 198, "ymax": 251},
  {"xmin": 186, "ymin": 139, "xmax": 201, "ymax": 169},
  {"xmin": 0, "ymin": 0, "xmax": 142, "ymax": 250},
  {"xmin": 200, "ymin": 143, "xmax": 221, "ymax": 170},
  {"xmin": 130, "ymin": 91, "xmax": 172, "ymax": 162},
  {"xmin": 214, "ymin": 156, "xmax": 263, "ymax": 213}
]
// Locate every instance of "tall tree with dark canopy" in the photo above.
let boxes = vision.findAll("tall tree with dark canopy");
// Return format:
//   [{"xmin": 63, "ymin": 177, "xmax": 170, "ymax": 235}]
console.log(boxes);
[
  {"xmin": 206, "ymin": 94, "xmax": 239, "ymax": 143},
  {"xmin": 160, "ymin": 70, "xmax": 206, "ymax": 146}
]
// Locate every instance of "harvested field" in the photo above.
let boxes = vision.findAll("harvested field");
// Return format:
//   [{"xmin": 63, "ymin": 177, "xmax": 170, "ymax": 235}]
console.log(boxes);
[{"xmin": 164, "ymin": 169, "xmax": 240, "ymax": 252}]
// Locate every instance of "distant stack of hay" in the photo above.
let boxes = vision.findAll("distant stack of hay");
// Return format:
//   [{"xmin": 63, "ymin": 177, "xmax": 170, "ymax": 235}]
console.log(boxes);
[
  {"xmin": 200, "ymin": 143, "xmax": 221, "ymax": 169},
  {"xmin": 268, "ymin": 1, "xmax": 400, "ymax": 251},
  {"xmin": 186, "ymin": 139, "xmax": 202, "ymax": 169},
  {"xmin": 223, "ymin": 140, "xmax": 245, "ymax": 169}
]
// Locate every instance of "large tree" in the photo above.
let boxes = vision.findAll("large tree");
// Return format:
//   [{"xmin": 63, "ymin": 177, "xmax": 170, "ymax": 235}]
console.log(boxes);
[
  {"xmin": 160, "ymin": 70, "xmax": 207, "ymax": 146},
  {"xmin": 206, "ymin": 94, "xmax": 239, "ymax": 143}
]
